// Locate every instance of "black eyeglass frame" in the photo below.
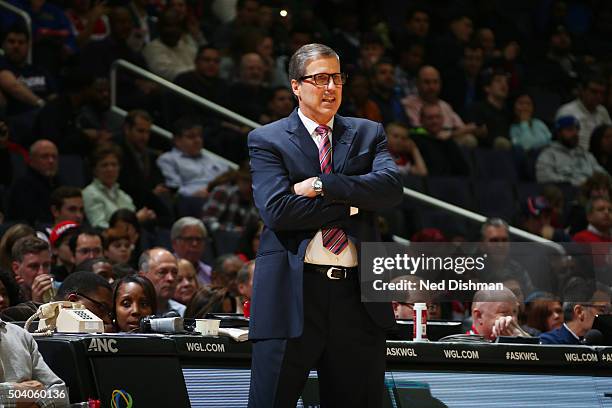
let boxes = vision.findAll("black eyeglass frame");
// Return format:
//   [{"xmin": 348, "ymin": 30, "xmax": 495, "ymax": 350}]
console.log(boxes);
[{"xmin": 298, "ymin": 72, "xmax": 348, "ymax": 86}]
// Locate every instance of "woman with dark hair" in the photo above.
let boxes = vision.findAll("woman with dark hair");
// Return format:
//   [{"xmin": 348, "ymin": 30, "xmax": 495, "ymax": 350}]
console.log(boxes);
[
  {"xmin": 75, "ymin": 257, "xmax": 115, "ymax": 284},
  {"xmin": 82, "ymin": 144, "xmax": 156, "ymax": 228},
  {"xmin": 112, "ymin": 275, "xmax": 157, "ymax": 332},
  {"xmin": 0, "ymin": 269, "xmax": 22, "ymax": 312},
  {"xmin": 524, "ymin": 294, "xmax": 564, "ymax": 335},
  {"xmin": 509, "ymin": 93, "xmax": 551, "ymax": 151},
  {"xmin": 589, "ymin": 124, "xmax": 612, "ymax": 175}
]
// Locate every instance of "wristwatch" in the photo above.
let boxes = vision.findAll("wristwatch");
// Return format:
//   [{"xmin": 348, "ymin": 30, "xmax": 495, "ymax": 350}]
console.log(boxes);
[{"xmin": 312, "ymin": 177, "xmax": 323, "ymax": 196}]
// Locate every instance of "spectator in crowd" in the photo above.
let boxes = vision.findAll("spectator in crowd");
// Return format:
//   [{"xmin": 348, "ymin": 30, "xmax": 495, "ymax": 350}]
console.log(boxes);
[
  {"xmin": 0, "ymin": 270, "xmax": 21, "ymax": 312},
  {"xmin": 567, "ymin": 172, "xmax": 612, "ymax": 235},
  {"xmin": 411, "ymin": 103, "xmax": 471, "ymax": 176},
  {"xmin": 170, "ymin": 217, "xmax": 211, "ymax": 285},
  {"xmin": 166, "ymin": 0, "xmax": 206, "ymax": 46},
  {"xmin": 431, "ymin": 13, "xmax": 473, "ymax": 72},
  {"xmin": 116, "ymin": 110, "xmax": 170, "ymax": 225},
  {"xmin": 56, "ymin": 270, "xmax": 114, "ymax": 332},
  {"xmin": 540, "ymin": 279, "xmax": 611, "ymax": 344},
  {"xmin": 399, "ymin": 6, "xmax": 430, "ymax": 41},
  {"xmin": 0, "ymin": 224, "xmax": 35, "ymax": 271},
  {"xmin": 403, "ymin": 65, "xmax": 479, "ymax": 145},
  {"xmin": 556, "ymin": 76, "xmax": 611, "ymax": 150},
  {"xmin": 0, "ymin": 23, "xmax": 57, "ymax": 117},
  {"xmin": 469, "ymin": 287, "xmax": 528, "ymax": 340},
  {"xmin": 184, "ymin": 286, "xmax": 234, "ymax": 318},
  {"xmin": 139, "ymin": 247, "xmax": 185, "ymax": 315},
  {"xmin": 370, "ymin": 58, "xmax": 411, "ymax": 126},
  {"xmin": 126, "ymin": 0, "xmax": 157, "ymax": 52},
  {"xmin": 589, "ymin": 124, "xmax": 612, "ymax": 175},
  {"xmin": 329, "ymin": 8, "xmax": 361, "ymax": 68},
  {"xmin": 11, "ymin": 236, "xmax": 52, "ymax": 303},
  {"xmin": 211, "ymin": 254, "xmax": 243, "ymax": 298},
  {"xmin": 235, "ymin": 260, "xmax": 254, "ymax": 314},
  {"xmin": 476, "ymin": 28, "xmax": 499, "ymax": 61},
  {"xmin": 466, "ymin": 68, "xmax": 512, "ymax": 149},
  {"xmin": 143, "ymin": 8, "xmax": 197, "ymax": 81},
  {"xmin": 157, "ymin": 117, "xmax": 230, "ymax": 197},
  {"xmin": 201, "ymin": 169, "xmax": 259, "ymax": 233},
  {"xmin": 1, "ymin": 0, "xmax": 77, "ymax": 75},
  {"xmin": 0, "ymin": 117, "xmax": 28, "ymax": 188},
  {"xmin": 79, "ymin": 6, "xmax": 157, "ymax": 109},
  {"xmin": 102, "ymin": 227, "xmax": 133, "ymax": 265},
  {"xmin": 255, "ymin": 34, "xmax": 286, "ymax": 87},
  {"xmin": 173, "ymin": 258, "xmax": 199, "ymax": 306},
  {"xmin": 66, "ymin": 0, "xmax": 110, "ymax": 47},
  {"xmin": 173, "ymin": 45, "xmax": 229, "ymax": 119},
  {"xmin": 479, "ymin": 218, "xmax": 535, "ymax": 296},
  {"xmin": 49, "ymin": 220, "xmax": 79, "ymax": 282},
  {"xmin": 69, "ymin": 228, "xmax": 104, "ymax": 268},
  {"xmin": 536, "ymin": 115, "xmax": 607, "ymax": 186},
  {"xmin": 390, "ymin": 275, "xmax": 436, "ymax": 320},
  {"xmin": 212, "ymin": 0, "xmax": 260, "ymax": 52},
  {"xmin": 385, "ymin": 122, "xmax": 427, "ymax": 176},
  {"xmin": 50, "ymin": 186, "xmax": 85, "ymax": 226},
  {"xmin": 32, "ymin": 68, "xmax": 102, "ymax": 155},
  {"xmin": 524, "ymin": 295, "xmax": 564, "ymax": 335},
  {"xmin": 0, "ymin": 316, "xmax": 69, "ymax": 407},
  {"xmin": 74, "ymin": 256, "xmax": 115, "ymax": 284},
  {"xmin": 339, "ymin": 72, "xmax": 383, "ymax": 122},
  {"xmin": 6, "ymin": 139, "xmax": 60, "ymax": 225},
  {"xmin": 510, "ymin": 93, "xmax": 552, "ymax": 151},
  {"xmin": 357, "ymin": 33, "xmax": 386, "ymax": 73},
  {"xmin": 76, "ymin": 77, "xmax": 123, "ymax": 142},
  {"xmin": 112, "ymin": 274, "xmax": 157, "ymax": 332},
  {"xmin": 260, "ymin": 87, "xmax": 295, "ymax": 124},
  {"xmin": 109, "ymin": 209, "xmax": 144, "ymax": 265},
  {"xmin": 83, "ymin": 144, "xmax": 156, "ymax": 228},
  {"xmin": 228, "ymin": 52, "xmax": 269, "ymax": 122},
  {"xmin": 520, "ymin": 196, "xmax": 570, "ymax": 242},
  {"xmin": 441, "ymin": 43, "xmax": 484, "ymax": 119},
  {"xmin": 394, "ymin": 40, "xmax": 425, "ymax": 99},
  {"xmin": 572, "ymin": 197, "xmax": 612, "ymax": 242}
]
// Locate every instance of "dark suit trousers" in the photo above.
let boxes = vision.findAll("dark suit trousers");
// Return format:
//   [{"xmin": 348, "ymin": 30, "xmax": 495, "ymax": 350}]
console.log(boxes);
[{"xmin": 248, "ymin": 269, "xmax": 387, "ymax": 408}]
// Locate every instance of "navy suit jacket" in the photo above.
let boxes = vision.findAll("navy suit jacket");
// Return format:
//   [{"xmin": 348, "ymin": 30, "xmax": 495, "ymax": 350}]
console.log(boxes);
[
  {"xmin": 539, "ymin": 324, "xmax": 581, "ymax": 345},
  {"xmin": 248, "ymin": 109, "xmax": 403, "ymax": 340}
]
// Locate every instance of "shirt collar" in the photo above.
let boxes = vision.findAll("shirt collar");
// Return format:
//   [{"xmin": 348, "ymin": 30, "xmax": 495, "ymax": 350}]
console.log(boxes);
[
  {"xmin": 0, "ymin": 317, "xmax": 5, "ymax": 328},
  {"xmin": 587, "ymin": 223, "xmax": 611, "ymax": 237},
  {"xmin": 563, "ymin": 323, "xmax": 580, "ymax": 341},
  {"xmin": 297, "ymin": 108, "xmax": 334, "ymax": 137},
  {"xmin": 93, "ymin": 178, "xmax": 119, "ymax": 193}
]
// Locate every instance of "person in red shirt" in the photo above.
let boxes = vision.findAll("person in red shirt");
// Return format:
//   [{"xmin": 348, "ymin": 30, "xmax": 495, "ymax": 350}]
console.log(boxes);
[{"xmin": 573, "ymin": 197, "xmax": 612, "ymax": 242}]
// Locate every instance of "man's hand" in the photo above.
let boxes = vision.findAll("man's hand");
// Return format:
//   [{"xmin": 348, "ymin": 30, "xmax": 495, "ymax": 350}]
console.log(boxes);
[
  {"xmin": 293, "ymin": 177, "xmax": 318, "ymax": 198},
  {"xmin": 153, "ymin": 184, "xmax": 171, "ymax": 195},
  {"xmin": 13, "ymin": 381, "xmax": 43, "ymax": 408},
  {"xmin": 193, "ymin": 188, "xmax": 210, "ymax": 198},
  {"xmin": 136, "ymin": 207, "xmax": 156, "ymax": 223},
  {"xmin": 31, "ymin": 274, "xmax": 53, "ymax": 303},
  {"xmin": 491, "ymin": 316, "xmax": 529, "ymax": 339}
]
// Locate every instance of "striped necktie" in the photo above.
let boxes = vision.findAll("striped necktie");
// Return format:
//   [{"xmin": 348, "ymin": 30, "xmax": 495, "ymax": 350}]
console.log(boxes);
[{"xmin": 315, "ymin": 125, "xmax": 349, "ymax": 255}]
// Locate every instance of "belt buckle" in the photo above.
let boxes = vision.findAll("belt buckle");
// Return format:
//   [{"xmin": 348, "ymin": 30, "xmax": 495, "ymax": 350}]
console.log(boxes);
[{"xmin": 326, "ymin": 266, "xmax": 345, "ymax": 280}]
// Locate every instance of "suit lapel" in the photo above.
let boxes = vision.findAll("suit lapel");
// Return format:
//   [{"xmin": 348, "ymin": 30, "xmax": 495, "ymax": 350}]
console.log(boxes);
[
  {"xmin": 287, "ymin": 110, "xmax": 322, "ymax": 173},
  {"xmin": 331, "ymin": 115, "xmax": 356, "ymax": 173}
]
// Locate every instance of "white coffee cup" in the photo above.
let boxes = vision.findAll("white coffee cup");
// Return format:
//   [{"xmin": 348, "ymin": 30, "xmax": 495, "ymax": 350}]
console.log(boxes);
[{"xmin": 195, "ymin": 319, "xmax": 220, "ymax": 335}]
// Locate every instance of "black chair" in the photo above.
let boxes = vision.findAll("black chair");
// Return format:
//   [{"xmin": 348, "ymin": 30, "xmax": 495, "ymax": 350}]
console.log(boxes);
[
  {"xmin": 58, "ymin": 154, "xmax": 86, "ymax": 187},
  {"xmin": 474, "ymin": 180, "xmax": 516, "ymax": 221},
  {"xmin": 472, "ymin": 148, "xmax": 518, "ymax": 181},
  {"xmin": 425, "ymin": 176, "xmax": 474, "ymax": 209}
]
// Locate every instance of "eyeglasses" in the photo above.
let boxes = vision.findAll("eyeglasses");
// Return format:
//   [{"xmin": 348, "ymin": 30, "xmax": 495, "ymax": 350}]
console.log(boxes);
[
  {"xmin": 74, "ymin": 292, "xmax": 113, "ymax": 320},
  {"xmin": 299, "ymin": 72, "xmax": 347, "ymax": 87},
  {"xmin": 583, "ymin": 303, "xmax": 611, "ymax": 315},
  {"xmin": 177, "ymin": 236, "xmax": 204, "ymax": 244}
]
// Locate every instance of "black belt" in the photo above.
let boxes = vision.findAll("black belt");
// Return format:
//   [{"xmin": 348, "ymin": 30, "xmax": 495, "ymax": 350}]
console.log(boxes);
[{"xmin": 303, "ymin": 263, "xmax": 358, "ymax": 280}]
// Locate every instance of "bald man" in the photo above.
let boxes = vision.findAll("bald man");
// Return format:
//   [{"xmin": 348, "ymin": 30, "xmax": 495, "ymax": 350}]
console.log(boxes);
[
  {"xmin": 402, "ymin": 65, "xmax": 480, "ymax": 143},
  {"xmin": 7, "ymin": 139, "xmax": 61, "ymax": 224},
  {"xmin": 469, "ymin": 287, "xmax": 529, "ymax": 340},
  {"xmin": 139, "ymin": 247, "xmax": 186, "ymax": 316}
]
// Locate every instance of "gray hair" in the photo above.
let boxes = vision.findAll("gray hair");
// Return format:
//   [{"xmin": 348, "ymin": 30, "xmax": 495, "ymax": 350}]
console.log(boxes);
[
  {"xmin": 288, "ymin": 43, "xmax": 339, "ymax": 81},
  {"xmin": 480, "ymin": 217, "xmax": 509, "ymax": 239},
  {"xmin": 171, "ymin": 217, "xmax": 208, "ymax": 241},
  {"xmin": 237, "ymin": 260, "xmax": 255, "ymax": 285}
]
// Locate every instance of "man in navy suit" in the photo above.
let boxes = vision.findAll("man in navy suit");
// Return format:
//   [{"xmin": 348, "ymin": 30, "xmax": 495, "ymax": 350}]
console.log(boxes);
[{"xmin": 247, "ymin": 43, "xmax": 403, "ymax": 407}]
